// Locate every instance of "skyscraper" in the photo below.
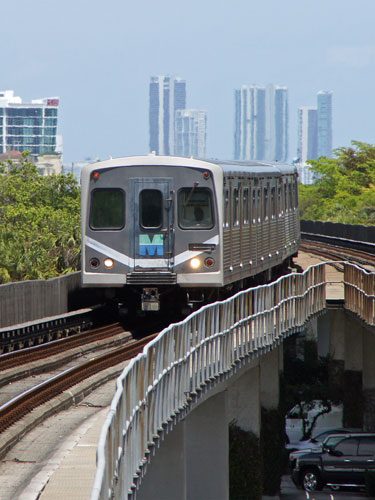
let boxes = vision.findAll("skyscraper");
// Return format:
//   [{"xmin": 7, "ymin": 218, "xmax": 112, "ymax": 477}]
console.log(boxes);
[
  {"xmin": 297, "ymin": 106, "xmax": 318, "ymax": 164},
  {"xmin": 234, "ymin": 85, "xmax": 266, "ymax": 161},
  {"xmin": 317, "ymin": 90, "xmax": 333, "ymax": 158},
  {"xmin": 296, "ymin": 91, "xmax": 333, "ymax": 184},
  {"xmin": 234, "ymin": 84, "xmax": 288, "ymax": 162},
  {"xmin": 149, "ymin": 76, "xmax": 186, "ymax": 155},
  {"xmin": 0, "ymin": 90, "xmax": 59, "ymax": 158},
  {"xmin": 175, "ymin": 109, "xmax": 207, "ymax": 158},
  {"xmin": 297, "ymin": 91, "xmax": 333, "ymax": 163}
]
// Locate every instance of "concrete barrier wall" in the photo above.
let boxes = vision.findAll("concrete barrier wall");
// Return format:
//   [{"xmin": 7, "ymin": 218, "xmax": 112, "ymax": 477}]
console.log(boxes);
[
  {"xmin": 301, "ymin": 219, "xmax": 375, "ymax": 243},
  {"xmin": 0, "ymin": 272, "xmax": 81, "ymax": 328}
]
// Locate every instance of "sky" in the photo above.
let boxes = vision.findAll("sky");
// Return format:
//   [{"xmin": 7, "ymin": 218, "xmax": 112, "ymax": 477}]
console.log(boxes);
[{"xmin": 2, "ymin": 0, "xmax": 375, "ymax": 164}]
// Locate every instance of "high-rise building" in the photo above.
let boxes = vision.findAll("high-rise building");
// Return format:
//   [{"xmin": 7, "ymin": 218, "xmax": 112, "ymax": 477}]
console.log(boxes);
[
  {"xmin": 265, "ymin": 84, "xmax": 288, "ymax": 162},
  {"xmin": 234, "ymin": 84, "xmax": 288, "ymax": 162},
  {"xmin": 297, "ymin": 106, "xmax": 318, "ymax": 164},
  {"xmin": 0, "ymin": 90, "xmax": 59, "ymax": 158},
  {"xmin": 234, "ymin": 85, "xmax": 266, "ymax": 161},
  {"xmin": 175, "ymin": 109, "xmax": 207, "ymax": 158},
  {"xmin": 296, "ymin": 91, "xmax": 332, "ymax": 185},
  {"xmin": 149, "ymin": 76, "xmax": 186, "ymax": 155},
  {"xmin": 317, "ymin": 90, "xmax": 333, "ymax": 158}
]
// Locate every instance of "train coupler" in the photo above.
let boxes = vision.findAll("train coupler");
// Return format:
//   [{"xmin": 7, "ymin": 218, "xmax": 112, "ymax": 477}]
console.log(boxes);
[{"xmin": 141, "ymin": 288, "xmax": 160, "ymax": 312}]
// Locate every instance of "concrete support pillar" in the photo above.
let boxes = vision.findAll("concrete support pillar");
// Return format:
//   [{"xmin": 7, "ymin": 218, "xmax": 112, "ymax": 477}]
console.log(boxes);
[
  {"xmin": 185, "ymin": 391, "xmax": 228, "ymax": 500},
  {"xmin": 343, "ymin": 315, "xmax": 363, "ymax": 428},
  {"xmin": 260, "ymin": 347, "xmax": 281, "ymax": 409},
  {"xmin": 137, "ymin": 391, "xmax": 228, "ymax": 500},
  {"xmin": 227, "ymin": 364, "xmax": 260, "ymax": 435},
  {"xmin": 344, "ymin": 314, "xmax": 363, "ymax": 372},
  {"xmin": 363, "ymin": 330, "xmax": 375, "ymax": 431},
  {"xmin": 328, "ymin": 309, "xmax": 346, "ymax": 361},
  {"xmin": 318, "ymin": 309, "xmax": 345, "ymax": 395}
]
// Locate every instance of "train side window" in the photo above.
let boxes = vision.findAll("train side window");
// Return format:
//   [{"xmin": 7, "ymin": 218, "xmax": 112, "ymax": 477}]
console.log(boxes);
[
  {"xmin": 264, "ymin": 187, "xmax": 269, "ymax": 221},
  {"xmin": 233, "ymin": 188, "xmax": 239, "ymax": 227},
  {"xmin": 252, "ymin": 189, "xmax": 256, "ymax": 224},
  {"xmin": 271, "ymin": 187, "xmax": 276, "ymax": 219},
  {"xmin": 284, "ymin": 183, "xmax": 288, "ymax": 212},
  {"xmin": 243, "ymin": 188, "xmax": 249, "ymax": 225},
  {"xmin": 294, "ymin": 181, "xmax": 298, "ymax": 209},
  {"xmin": 178, "ymin": 187, "xmax": 214, "ymax": 229},
  {"xmin": 90, "ymin": 188, "xmax": 125, "ymax": 230},
  {"xmin": 140, "ymin": 189, "xmax": 162, "ymax": 228},
  {"xmin": 278, "ymin": 186, "xmax": 283, "ymax": 217},
  {"xmin": 224, "ymin": 188, "xmax": 229, "ymax": 228}
]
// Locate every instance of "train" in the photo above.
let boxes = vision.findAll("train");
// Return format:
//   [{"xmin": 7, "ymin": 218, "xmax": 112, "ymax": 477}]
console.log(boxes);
[{"xmin": 81, "ymin": 155, "xmax": 300, "ymax": 314}]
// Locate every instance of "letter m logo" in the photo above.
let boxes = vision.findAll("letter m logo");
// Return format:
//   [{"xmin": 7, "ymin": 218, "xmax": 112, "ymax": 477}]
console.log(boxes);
[{"xmin": 139, "ymin": 234, "xmax": 164, "ymax": 256}]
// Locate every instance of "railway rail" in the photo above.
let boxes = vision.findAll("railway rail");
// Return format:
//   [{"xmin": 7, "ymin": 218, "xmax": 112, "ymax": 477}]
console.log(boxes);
[
  {"xmin": 0, "ymin": 322, "xmax": 127, "ymax": 373},
  {"xmin": 0, "ymin": 332, "xmax": 156, "ymax": 436},
  {"xmin": 300, "ymin": 232, "xmax": 375, "ymax": 269}
]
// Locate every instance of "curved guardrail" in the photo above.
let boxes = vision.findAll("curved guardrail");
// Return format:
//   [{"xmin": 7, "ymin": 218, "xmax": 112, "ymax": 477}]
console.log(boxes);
[{"xmin": 90, "ymin": 261, "xmax": 374, "ymax": 500}]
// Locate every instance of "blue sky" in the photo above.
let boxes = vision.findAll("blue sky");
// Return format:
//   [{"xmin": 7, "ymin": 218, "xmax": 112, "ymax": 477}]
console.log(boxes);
[{"xmin": 2, "ymin": 0, "xmax": 375, "ymax": 163}]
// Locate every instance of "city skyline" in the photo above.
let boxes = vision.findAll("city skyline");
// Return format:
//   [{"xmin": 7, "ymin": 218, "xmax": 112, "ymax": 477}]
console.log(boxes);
[{"xmin": 1, "ymin": 1, "xmax": 374, "ymax": 164}]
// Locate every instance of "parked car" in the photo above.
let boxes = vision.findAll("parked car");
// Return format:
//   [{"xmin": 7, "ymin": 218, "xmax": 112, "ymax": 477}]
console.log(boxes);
[
  {"xmin": 288, "ymin": 429, "xmax": 358, "ymax": 468},
  {"xmin": 287, "ymin": 428, "xmax": 354, "ymax": 452},
  {"xmin": 292, "ymin": 433, "xmax": 375, "ymax": 491}
]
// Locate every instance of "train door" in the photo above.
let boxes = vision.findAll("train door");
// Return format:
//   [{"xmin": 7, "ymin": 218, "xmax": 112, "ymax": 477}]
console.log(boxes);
[{"xmin": 130, "ymin": 178, "xmax": 174, "ymax": 270}]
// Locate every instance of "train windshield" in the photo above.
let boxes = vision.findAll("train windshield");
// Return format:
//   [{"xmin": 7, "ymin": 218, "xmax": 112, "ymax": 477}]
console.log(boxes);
[
  {"xmin": 90, "ymin": 188, "xmax": 125, "ymax": 229},
  {"xmin": 178, "ymin": 187, "xmax": 214, "ymax": 229}
]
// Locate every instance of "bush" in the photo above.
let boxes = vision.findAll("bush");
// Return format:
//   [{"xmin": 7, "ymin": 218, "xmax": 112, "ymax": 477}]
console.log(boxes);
[{"xmin": 229, "ymin": 421, "xmax": 262, "ymax": 500}]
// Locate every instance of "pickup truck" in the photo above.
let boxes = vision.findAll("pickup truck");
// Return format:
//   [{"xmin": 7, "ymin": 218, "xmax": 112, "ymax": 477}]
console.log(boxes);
[{"xmin": 292, "ymin": 433, "xmax": 375, "ymax": 491}]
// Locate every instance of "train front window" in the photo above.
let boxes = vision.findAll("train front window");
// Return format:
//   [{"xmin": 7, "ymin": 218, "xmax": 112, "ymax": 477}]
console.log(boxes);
[
  {"xmin": 90, "ymin": 188, "xmax": 125, "ymax": 229},
  {"xmin": 178, "ymin": 187, "xmax": 214, "ymax": 229},
  {"xmin": 140, "ymin": 189, "xmax": 162, "ymax": 228}
]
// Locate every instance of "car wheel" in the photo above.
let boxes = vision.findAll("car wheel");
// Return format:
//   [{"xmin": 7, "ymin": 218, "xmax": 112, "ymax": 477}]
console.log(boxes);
[{"xmin": 301, "ymin": 468, "xmax": 323, "ymax": 491}]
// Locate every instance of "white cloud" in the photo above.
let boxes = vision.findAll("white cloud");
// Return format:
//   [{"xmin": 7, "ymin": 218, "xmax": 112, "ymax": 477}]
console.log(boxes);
[{"xmin": 327, "ymin": 45, "xmax": 375, "ymax": 69}]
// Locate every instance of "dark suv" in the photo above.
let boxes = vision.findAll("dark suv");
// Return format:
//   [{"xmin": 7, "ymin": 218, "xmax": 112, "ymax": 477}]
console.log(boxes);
[{"xmin": 292, "ymin": 433, "xmax": 375, "ymax": 491}]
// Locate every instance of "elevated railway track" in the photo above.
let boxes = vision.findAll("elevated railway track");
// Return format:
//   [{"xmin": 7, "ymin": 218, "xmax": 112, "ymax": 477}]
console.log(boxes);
[
  {"xmin": 300, "ymin": 228, "xmax": 375, "ymax": 270},
  {"xmin": 0, "ymin": 332, "xmax": 156, "ymax": 437}
]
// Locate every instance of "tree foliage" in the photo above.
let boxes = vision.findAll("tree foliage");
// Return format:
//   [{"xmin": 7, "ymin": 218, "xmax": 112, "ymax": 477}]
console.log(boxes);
[
  {"xmin": 299, "ymin": 141, "xmax": 375, "ymax": 224},
  {"xmin": 0, "ymin": 153, "xmax": 81, "ymax": 283}
]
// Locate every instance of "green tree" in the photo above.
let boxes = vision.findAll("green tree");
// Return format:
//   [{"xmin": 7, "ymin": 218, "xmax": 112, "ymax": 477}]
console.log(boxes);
[
  {"xmin": 299, "ymin": 141, "xmax": 375, "ymax": 224},
  {"xmin": 0, "ymin": 152, "xmax": 81, "ymax": 283}
]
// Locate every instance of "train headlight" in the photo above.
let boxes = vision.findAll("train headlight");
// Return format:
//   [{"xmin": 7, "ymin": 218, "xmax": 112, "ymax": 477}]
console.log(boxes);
[
  {"xmin": 190, "ymin": 257, "xmax": 201, "ymax": 270},
  {"xmin": 104, "ymin": 258, "xmax": 114, "ymax": 269}
]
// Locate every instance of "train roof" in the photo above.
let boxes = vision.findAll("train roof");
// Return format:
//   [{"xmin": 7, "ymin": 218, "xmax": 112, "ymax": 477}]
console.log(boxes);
[{"xmin": 81, "ymin": 155, "xmax": 297, "ymax": 178}]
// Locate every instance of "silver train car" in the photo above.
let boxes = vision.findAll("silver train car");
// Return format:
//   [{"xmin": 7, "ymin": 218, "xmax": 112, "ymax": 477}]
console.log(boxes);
[{"xmin": 81, "ymin": 155, "xmax": 300, "ymax": 313}]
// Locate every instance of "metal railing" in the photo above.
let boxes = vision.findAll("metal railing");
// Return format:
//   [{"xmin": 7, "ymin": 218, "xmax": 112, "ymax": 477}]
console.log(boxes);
[{"xmin": 91, "ymin": 262, "xmax": 375, "ymax": 500}]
